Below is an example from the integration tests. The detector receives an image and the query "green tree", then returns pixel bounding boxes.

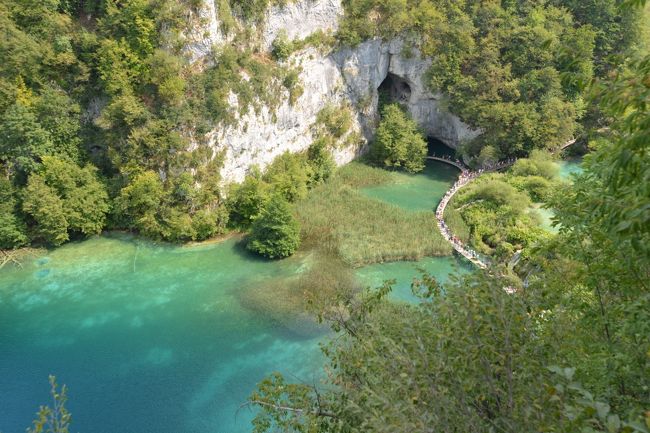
[510,150,559,180]
[227,169,271,227]
[22,174,69,246]
[306,138,336,185]
[372,103,427,173]
[0,102,53,176]
[534,55,650,409]
[114,171,166,238]
[247,195,300,259]
[0,177,28,248]
[32,85,82,162]
[264,152,312,202]
[39,157,109,236]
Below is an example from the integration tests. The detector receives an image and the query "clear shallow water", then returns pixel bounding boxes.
[0,161,464,433]
[528,159,583,233]
[0,236,325,433]
[360,161,458,212]
[356,256,471,302]
[558,157,583,179]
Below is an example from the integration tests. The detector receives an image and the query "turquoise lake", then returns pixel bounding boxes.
[0,157,580,432]
[0,161,464,433]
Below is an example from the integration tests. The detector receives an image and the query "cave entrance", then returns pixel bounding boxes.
[427,136,455,158]
[378,73,412,106]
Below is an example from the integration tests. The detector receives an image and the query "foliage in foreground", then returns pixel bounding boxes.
[249,53,650,433]
[27,375,70,433]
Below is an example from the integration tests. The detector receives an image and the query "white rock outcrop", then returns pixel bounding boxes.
[262,0,343,51]
[182,1,227,63]
[189,0,479,182]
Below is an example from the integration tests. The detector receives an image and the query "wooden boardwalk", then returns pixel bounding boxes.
[429,136,576,269]
[426,156,467,171]
[428,156,489,268]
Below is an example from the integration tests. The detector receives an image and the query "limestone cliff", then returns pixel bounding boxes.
[185,0,478,182]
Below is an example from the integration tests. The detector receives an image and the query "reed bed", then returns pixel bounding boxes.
[296,164,451,267]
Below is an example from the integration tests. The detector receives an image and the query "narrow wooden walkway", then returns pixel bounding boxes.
[426,156,467,171]
[435,172,489,268]
[431,157,516,269]
[430,135,576,269]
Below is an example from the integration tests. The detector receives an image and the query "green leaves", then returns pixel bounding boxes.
[27,375,71,433]
[372,104,427,173]
[247,195,301,259]
[20,157,109,245]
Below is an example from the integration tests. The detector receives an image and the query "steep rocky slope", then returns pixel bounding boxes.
[184,0,477,182]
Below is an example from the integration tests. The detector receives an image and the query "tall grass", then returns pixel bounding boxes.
[296,163,451,266]
[243,161,452,326]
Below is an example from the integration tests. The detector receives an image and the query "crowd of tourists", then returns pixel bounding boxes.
[431,155,519,268]
[435,173,487,266]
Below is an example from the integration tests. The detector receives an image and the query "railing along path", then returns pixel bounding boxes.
[429,137,576,270]
[429,156,515,268]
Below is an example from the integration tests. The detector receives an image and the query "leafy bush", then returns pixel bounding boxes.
[372,104,427,173]
[264,152,313,202]
[510,150,560,180]
[271,30,293,61]
[21,157,109,246]
[227,169,271,227]
[247,195,300,259]
[0,178,28,249]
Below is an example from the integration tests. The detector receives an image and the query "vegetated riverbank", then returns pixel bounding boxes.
[239,159,459,327]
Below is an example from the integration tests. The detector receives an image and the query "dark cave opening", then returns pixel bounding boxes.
[378,73,412,105]
[427,136,455,158]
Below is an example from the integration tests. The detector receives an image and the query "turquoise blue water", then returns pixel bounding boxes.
[356,256,471,302]
[0,161,464,433]
[529,159,583,232]
[360,161,458,212]
[558,157,583,179]
[0,236,325,433]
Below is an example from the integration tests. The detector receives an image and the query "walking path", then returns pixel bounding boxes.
[429,155,516,269]
[430,134,577,269]
[428,135,578,284]
[426,156,466,171]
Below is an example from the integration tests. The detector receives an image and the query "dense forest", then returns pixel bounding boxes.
[1,0,644,250]
[2,0,648,431]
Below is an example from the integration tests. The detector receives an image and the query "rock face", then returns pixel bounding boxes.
[182,1,227,63]
[189,0,478,182]
[262,0,343,51]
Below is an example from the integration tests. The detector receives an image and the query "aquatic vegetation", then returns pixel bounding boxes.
[296,163,452,266]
